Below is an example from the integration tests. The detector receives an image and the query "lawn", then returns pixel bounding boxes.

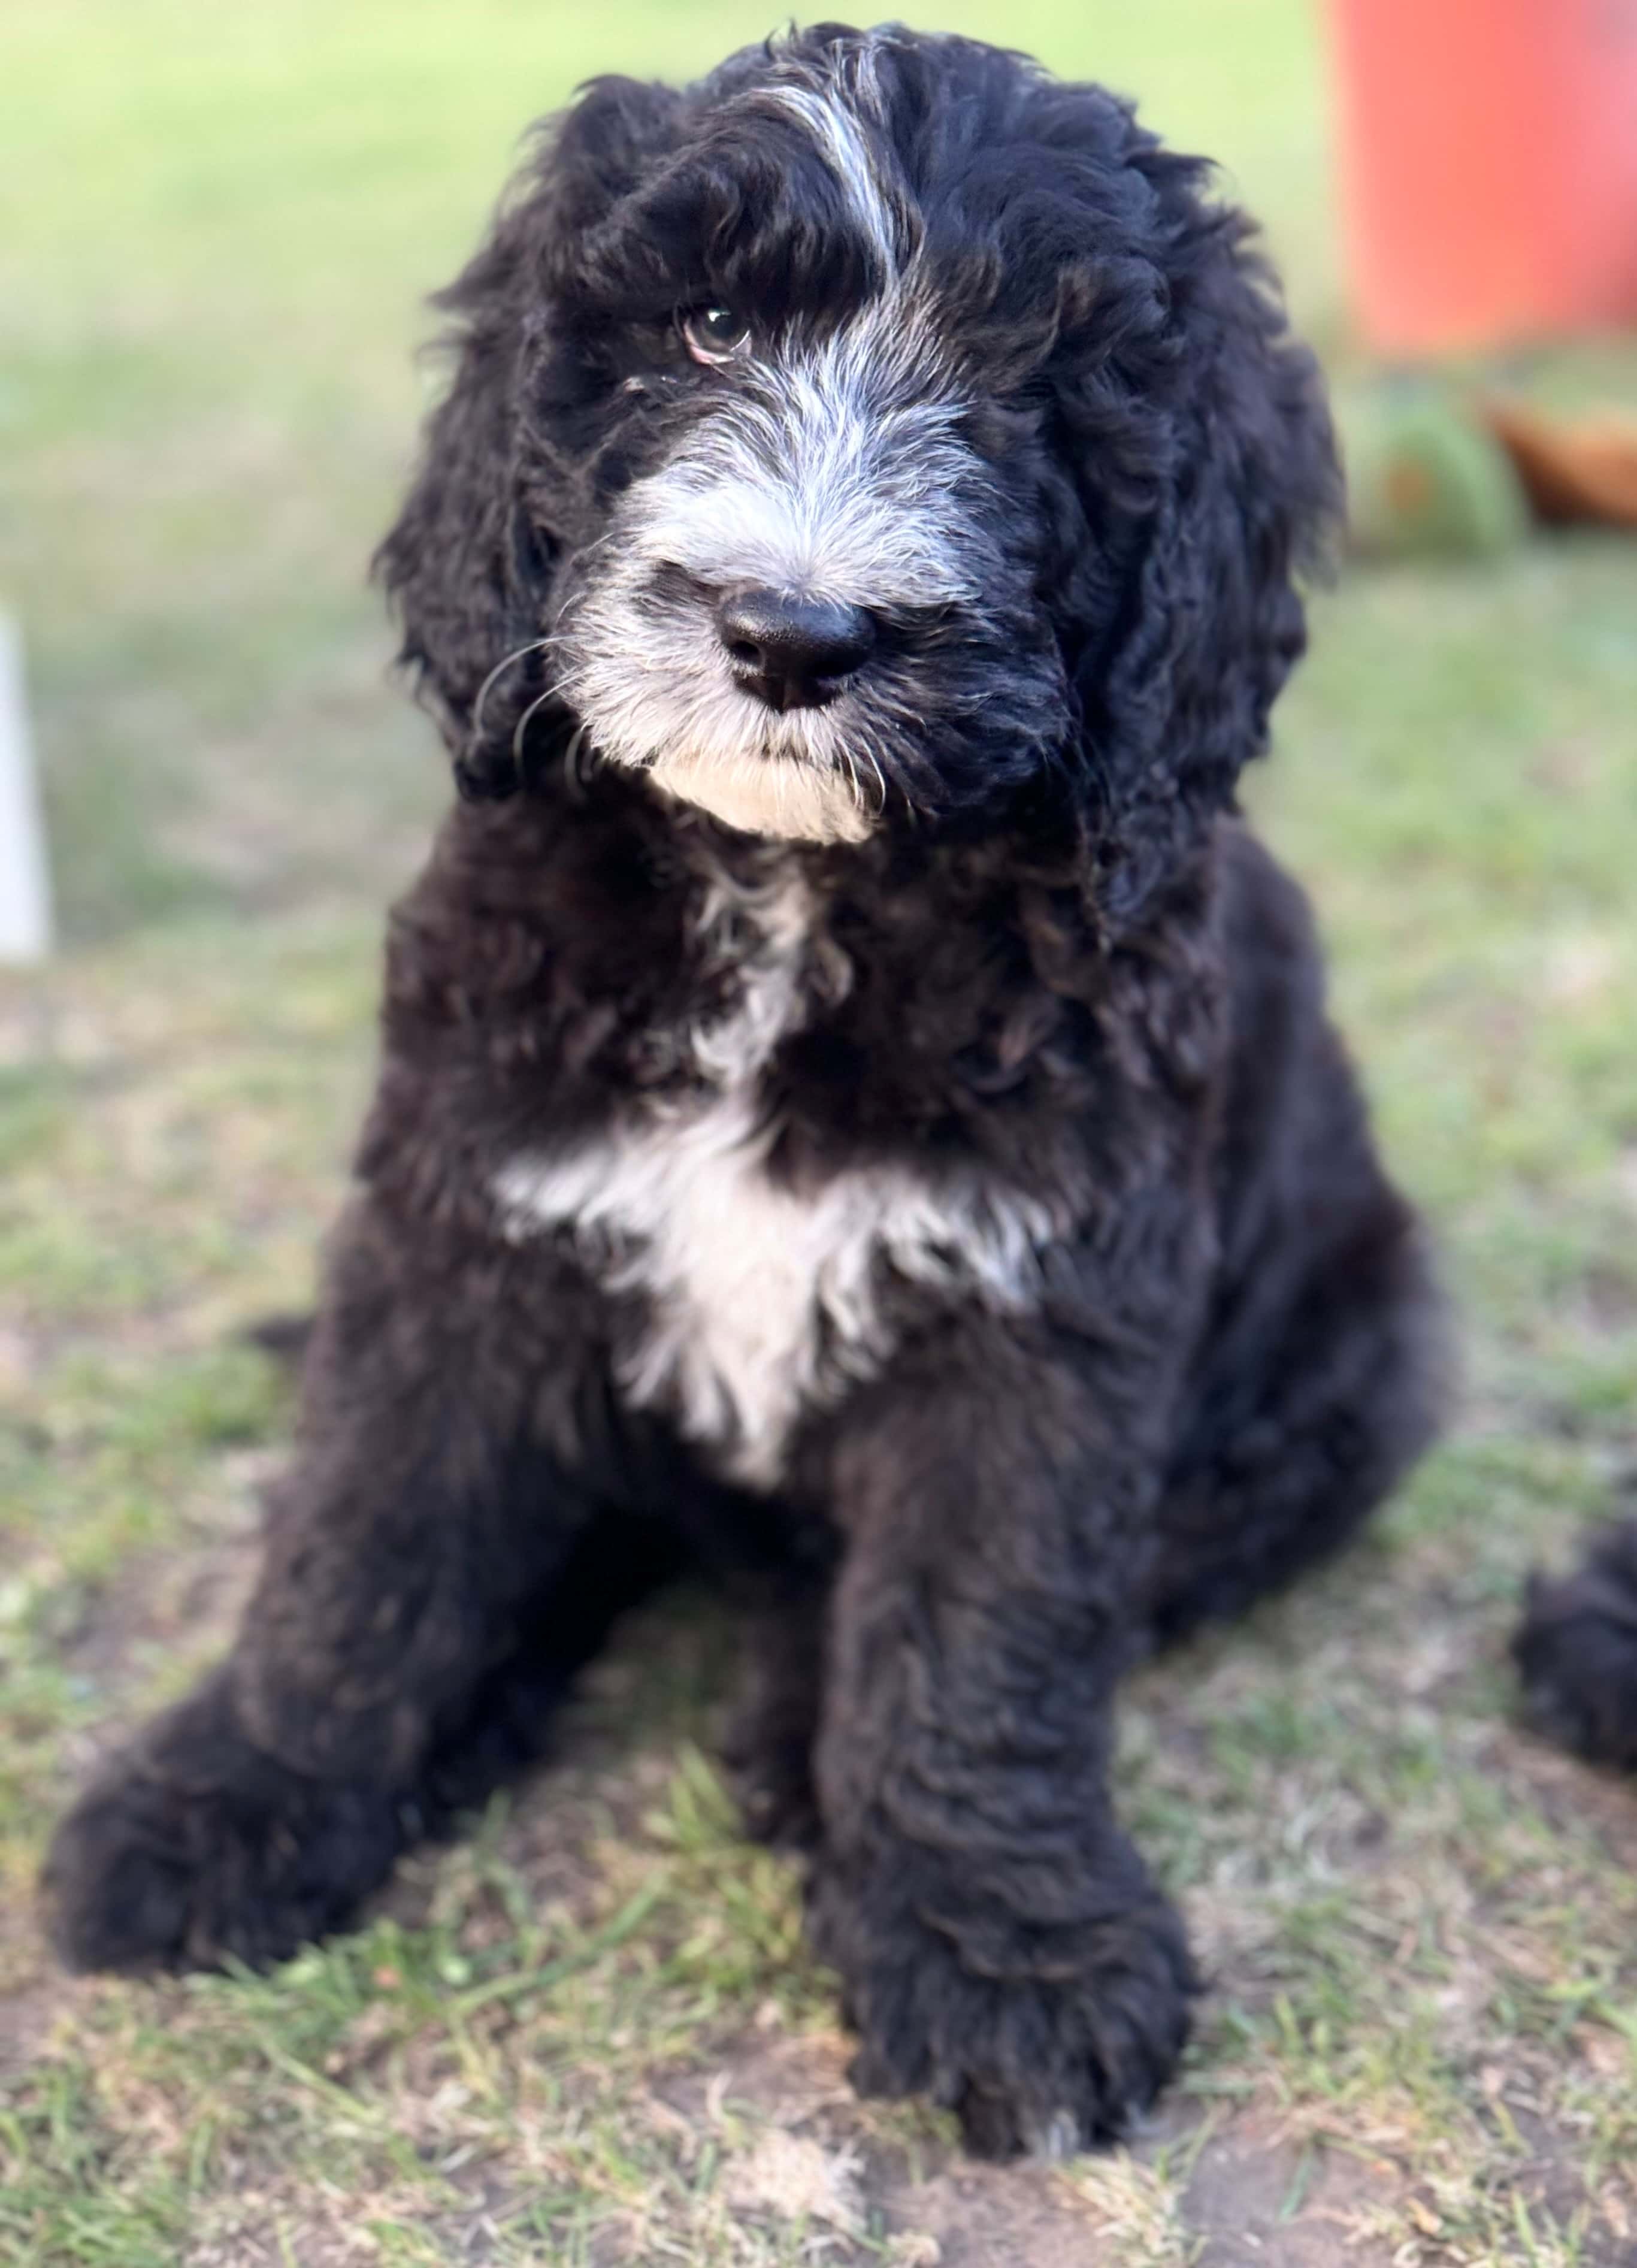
[2,2,1636,2261]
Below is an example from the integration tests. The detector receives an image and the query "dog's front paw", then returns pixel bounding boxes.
[1515,1519,1637,1768]
[808,1852,1196,2159]
[42,1671,406,1974]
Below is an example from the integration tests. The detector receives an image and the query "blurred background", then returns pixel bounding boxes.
[2,6,1637,2262]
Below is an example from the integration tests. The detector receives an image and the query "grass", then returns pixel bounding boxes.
[2,1,1636,2260]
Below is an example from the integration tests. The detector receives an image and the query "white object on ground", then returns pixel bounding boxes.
[0,612,52,962]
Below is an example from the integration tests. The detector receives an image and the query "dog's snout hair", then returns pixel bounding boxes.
[609,318,981,615]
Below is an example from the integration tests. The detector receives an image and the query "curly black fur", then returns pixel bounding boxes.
[43,24,1445,2157]
[1514,1517,1637,1770]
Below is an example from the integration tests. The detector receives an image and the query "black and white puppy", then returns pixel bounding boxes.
[44,23,1446,2157]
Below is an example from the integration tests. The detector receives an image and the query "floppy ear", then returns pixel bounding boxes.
[1058,136,1342,918]
[374,77,684,799]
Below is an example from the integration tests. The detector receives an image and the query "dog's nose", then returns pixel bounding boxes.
[716,586,876,712]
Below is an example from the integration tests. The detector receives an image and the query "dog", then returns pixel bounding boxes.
[43,23,1446,2157]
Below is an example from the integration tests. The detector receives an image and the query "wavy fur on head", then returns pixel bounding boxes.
[44,26,1441,2159]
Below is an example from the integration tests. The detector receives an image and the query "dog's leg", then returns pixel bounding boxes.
[1149,1187,1442,1646]
[806,1338,1196,2160]
[42,1198,624,1974]
[721,1580,829,1853]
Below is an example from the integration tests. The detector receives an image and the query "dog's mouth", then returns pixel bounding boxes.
[641,741,879,845]
[558,558,892,844]
[556,514,1066,846]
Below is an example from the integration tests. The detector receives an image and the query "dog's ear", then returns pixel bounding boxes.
[374,77,684,799]
[1052,129,1342,917]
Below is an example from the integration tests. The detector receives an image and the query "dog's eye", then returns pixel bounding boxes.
[680,305,753,367]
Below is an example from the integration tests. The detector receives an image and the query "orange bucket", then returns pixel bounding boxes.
[1328,0,1637,356]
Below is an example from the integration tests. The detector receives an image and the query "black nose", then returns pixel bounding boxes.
[716,586,876,712]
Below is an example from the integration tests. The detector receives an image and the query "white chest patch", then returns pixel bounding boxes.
[494,869,1058,1488]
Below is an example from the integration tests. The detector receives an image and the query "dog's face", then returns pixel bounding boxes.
[380,26,1339,908]
[556,268,1055,846]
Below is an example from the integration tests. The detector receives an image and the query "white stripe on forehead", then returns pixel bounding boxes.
[763,82,897,276]
[625,346,982,612]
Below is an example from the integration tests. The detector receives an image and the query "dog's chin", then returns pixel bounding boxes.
[640,746,875,845]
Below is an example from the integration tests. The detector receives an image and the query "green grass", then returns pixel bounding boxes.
[3,2,1637,2261]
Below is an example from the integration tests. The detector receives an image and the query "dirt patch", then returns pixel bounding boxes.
[652,2026,1423,2267]
[890,2165,1135,2267]
[1181,2115,1401,2266]
[659,2028,1134,2266]
[0,1979,61,2081]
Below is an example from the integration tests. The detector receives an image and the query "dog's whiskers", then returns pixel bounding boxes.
[562,721,602,799]
[856,736,889,818]
[470,638,556,745]
[510,679,573,767]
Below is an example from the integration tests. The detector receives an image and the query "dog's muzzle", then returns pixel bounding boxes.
[552,320,1067,841]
